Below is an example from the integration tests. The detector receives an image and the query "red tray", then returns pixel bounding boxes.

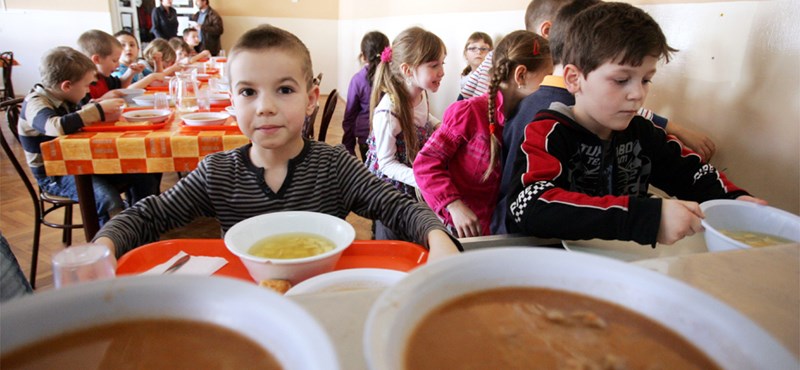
[116,239,428,283]
[82,107,174,132]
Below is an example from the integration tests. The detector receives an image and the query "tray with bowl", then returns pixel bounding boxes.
[700,199,800,251]
[179,111,239,131]
[81,107,173,132]
[0,275,338,370]
[132,94,173,107]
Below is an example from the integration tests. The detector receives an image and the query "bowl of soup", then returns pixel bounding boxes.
[224,211,355,284]
[364,248,795,370]
[121,109,172,123]
[0,275,339,369]
[700,199,800,252]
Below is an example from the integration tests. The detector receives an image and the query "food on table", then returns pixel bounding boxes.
[248,232,335,259]
[260,279,293,294]
[719,229,793,247]
[2,319,283,369]
[406,287,720,370]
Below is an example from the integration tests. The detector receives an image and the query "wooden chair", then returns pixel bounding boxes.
[0,98,83,288]
[301,73,324,140]
[1,51,15,101]
[317,89,338,142]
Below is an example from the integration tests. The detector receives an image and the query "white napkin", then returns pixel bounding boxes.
[142,251,228,276]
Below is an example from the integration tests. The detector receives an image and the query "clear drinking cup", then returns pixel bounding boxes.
[197,87,211,111]
[153,92,170,110]
[52,244,116,289]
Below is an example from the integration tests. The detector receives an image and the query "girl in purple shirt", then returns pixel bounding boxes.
[341,31,389,161]
[414,31,553,237]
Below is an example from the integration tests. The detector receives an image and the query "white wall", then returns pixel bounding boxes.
[0,9,113,95]
[336,1,800,214]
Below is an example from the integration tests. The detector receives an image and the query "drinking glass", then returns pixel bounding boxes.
[153,92,169,111]
[197,87,211,111]
[52,244,116,289]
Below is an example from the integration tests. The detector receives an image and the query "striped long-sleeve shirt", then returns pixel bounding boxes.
[18,85,104,178]
[94,140,453,257]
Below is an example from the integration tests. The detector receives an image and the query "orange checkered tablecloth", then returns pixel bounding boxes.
[41,120,250,176]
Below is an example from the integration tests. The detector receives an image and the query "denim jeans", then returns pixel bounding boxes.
[0,233,32,301]
[37,173,162,226]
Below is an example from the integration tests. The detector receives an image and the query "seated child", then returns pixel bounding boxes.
[17,47,156,225]
[169,37,212,65]
[76,29,161,101]
[507,2,765,245]
[92,25,461,262]
[182,27,201,53]
[415,31,552,238]
[142,38,183,76]
[112,30,151,83]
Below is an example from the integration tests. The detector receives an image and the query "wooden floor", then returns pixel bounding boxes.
[0,93,372,291]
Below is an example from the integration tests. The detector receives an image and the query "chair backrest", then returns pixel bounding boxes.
[1,51,15,101]
[302,104,320,140]
[0,98,41,217]
[317,89,338,143]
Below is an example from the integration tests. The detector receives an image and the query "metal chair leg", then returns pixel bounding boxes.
[63,204,73,246]
[30,220,42,290]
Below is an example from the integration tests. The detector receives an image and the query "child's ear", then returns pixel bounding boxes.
[538,21,553,39]
[399,63,413,78]
[512,65,528,87]
[90,54,102,64]
[563,64,583,94]
[60,80,72,92]
[306,84,320,116]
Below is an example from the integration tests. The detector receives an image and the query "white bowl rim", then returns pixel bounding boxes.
[363,247,796,370]
[700,199,800,249]
[117,88,146,95]
[224,211,355,265]
[182,111,230,121]
[0,275,340,370]
[285,268,406,296]
[122,109,171,120]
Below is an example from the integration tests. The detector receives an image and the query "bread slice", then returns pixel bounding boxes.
[259,279,292,294]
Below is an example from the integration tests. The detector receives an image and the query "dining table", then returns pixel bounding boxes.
[115,235,798,369]
[39,82,247,241]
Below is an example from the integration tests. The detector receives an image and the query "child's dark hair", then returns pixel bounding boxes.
[40,46,97,88]
[114,30,139,47]
[370,27,446,163]
[228,25,314,90]
[461,31,493,76]
[549,0,600,66]
[360,31,390,87]
[182,28,198,37]
[485,31,551,180]
[524,0,570,32]
[77,29,122,58]
[562,2,677,76]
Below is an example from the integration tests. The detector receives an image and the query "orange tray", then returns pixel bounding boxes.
[145,84,170,92]
[178,109,240,131]
[116,239,428,283]
[82,107,174,132]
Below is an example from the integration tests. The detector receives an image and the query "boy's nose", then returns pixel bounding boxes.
[257,96,277,115]
[628,83,646,100]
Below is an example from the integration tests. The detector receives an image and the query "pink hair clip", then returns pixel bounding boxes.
[532,39,540,56]
[380,46,393,63]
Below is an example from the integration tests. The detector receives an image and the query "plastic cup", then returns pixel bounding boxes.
[52,244,116,289]
[197,87,211,111]
[153,92,169,110]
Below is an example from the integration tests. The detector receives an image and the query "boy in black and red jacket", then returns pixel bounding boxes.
[507,2,765,246]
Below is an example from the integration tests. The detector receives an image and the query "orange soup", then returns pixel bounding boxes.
[2,319,283,369]
[406,287,720,370]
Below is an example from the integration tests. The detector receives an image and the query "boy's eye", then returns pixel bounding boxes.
[615,78,629,84]
[238,88,256,97]
[278,86,295,94]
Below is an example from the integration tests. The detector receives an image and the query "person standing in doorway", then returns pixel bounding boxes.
[191,0,224,56]
[151,0,179,39]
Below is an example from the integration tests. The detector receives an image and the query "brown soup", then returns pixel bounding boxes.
[2,318,283,369]
[406,287,721,370]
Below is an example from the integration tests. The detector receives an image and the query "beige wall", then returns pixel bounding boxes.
[4,0,109,12]
[213,0,338,19]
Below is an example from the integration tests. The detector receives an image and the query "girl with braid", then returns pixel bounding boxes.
[364,27,447,240]
[414,31,552,238]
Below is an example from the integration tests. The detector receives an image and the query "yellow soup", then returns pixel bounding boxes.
[719,229,793,247]
[248,232,336,259]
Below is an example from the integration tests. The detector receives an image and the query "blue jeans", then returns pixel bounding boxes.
[37,173,162,225]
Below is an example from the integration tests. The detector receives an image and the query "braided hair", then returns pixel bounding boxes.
[484,30,551,181]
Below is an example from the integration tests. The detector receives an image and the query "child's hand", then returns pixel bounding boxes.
[446,200,481,238]
[128,62,145,74]
[199,50,211,59]
[426,229,461,263]
[98,89,125,100]
[736,195,768,205]
[98,99,124,120]
[657,199,705,245]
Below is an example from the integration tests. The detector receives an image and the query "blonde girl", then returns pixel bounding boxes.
[460,32,493,89]
[413,31,553,238]
[364,26,446,239]
[143,38,182,75]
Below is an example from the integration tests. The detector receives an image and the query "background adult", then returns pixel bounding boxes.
[151,0,179,40]
[190,0,224,56]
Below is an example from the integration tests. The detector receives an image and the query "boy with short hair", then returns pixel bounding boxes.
[507,2,764,245]
[182,27,201,51]
[18,47,129,224]
[92,25,461,261]
[76,29,161,101]
[112,30,151,83]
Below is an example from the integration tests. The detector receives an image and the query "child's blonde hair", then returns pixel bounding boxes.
[168,37,193,59]
[227,25,314,90]
[370,27,446,163]
[485,31,551,181]
[461,31,493,76]
[77,29,121,58]
[143,38,177,68]
[39,47,97,88]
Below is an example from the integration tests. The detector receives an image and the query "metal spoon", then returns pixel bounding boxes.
[163,255,191,274]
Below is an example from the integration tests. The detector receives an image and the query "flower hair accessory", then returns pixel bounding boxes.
[380,46,393,63]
